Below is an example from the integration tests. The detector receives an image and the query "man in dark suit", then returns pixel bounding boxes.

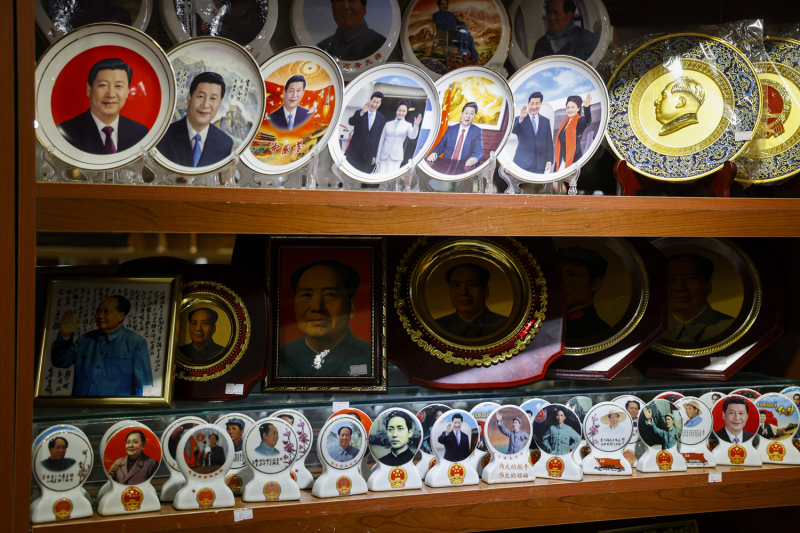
[433,0,479,63]
[559,245,611,340]
[345,91,386,173]
[178,307,226,361]
[57,57,149,155]
[156,72,234,168]
[512,91,553,174]
[204,433,226,466]
[438,413,471,462]
[426,102,483,169]
[717,396,754,444]
[268,74,312,131]
[435,263,508,338]
[532,0,600,62]
[317,0,386,61]
[758,411,776,440]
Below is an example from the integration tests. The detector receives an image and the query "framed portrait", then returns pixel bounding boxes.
[180,425,231,475]
[532,404,582,456]
[506,0,610,70]
[399,0,511,80]
[34,275,181,407]
[498,56,609,184]
[161,0,279,63]
[264,237,387,392]
[290,0,401,81]
[675,397,712,447]
[36,0,153,43]
[241,46,345,177]
[327,63,442,184]
[162,417,205,472]
[754,393,800,444]
[152,37,266,176]
[34,23,176,171]
[419,67,514,181]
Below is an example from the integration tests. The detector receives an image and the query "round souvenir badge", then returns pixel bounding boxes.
[507,0,610,71]
[699,391,727,408]
[532,404,582,456]
[244,418,298,475]
[731,388,760,399]
[319,414,367,470]
[583,402,632,452]
[161,0,278,63]
[652,237,761,357]
[737,38,800,183]
[485,406,532,457]
[272,409,314,463]
[781,386,800,408]
[431,410,479,462]
[161,416,206,472]
[240,46,344,177]
[712,394,759,446]
[327,63,442,184]
[213,413,256,469]
[605,33,762,182]
[419,66,514,182]
[291,0,401,81]
[676,397,713,446]
[369,408,423,467]
[554,237,648,353]
[470,402,501,455]
[399,0,511,80]
[178,424,233,479]
[637,398,682,450]
[34,23,176,171]
[612,395,644,443]
[153,36,266,176]
[103,425,162,486]
[656,391,685,402]
[33,429,93,492]
[417,404,452,456]
[36,0,153,43]
[754,393,800,442]
[499,56,608,184]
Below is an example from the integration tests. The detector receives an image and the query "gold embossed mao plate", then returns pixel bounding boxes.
[606,33,762,181]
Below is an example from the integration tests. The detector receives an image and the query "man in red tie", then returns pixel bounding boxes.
[426,102,484,171]
[56,58,149,156]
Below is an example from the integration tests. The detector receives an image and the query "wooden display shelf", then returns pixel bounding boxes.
[33,464,800,533]
[36,182,800,237]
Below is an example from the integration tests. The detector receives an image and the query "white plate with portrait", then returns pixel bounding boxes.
[328,63,441,184]
[532,404,582,456]
[291,0,401,81]
[319,415,367,470]
[244,418,297,475]
[676,397,712,446]
[583,402,632,452]
[498,56,607,184]
[33,429,93,492]
[507,0,610,71]
[612,395,644,444]
[214,413,256,470]
[430,410,479,463]
[241,46,345,177]
[153,36,266,176]
[161,0,278,63]
[36,0,153,43]
[368,408,423,467]
[35,23,176,171]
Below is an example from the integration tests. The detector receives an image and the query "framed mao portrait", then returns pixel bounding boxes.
[34,275,182,407]
[264,237,387,392]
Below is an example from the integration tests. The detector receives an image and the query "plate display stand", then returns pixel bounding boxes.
[614,160,736,198]
[368,460,422,492]
[242,467,300,502]
[173,425,236,510]
[312,463,367,499]
[581,446,632,476]
[482,449,534,484]
[415,451,437,480]
[679,441,716,468]
[533,451,582,482]
[637,447,687,473]
[757,434,800,465]
[713,439,762,467]
[30,484,93,524]
[97,482,160,516]
[426,457,479,488]
[498,162,582,196]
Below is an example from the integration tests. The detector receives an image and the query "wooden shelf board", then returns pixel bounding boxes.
[36,183,800,237]
[32,464,800,533]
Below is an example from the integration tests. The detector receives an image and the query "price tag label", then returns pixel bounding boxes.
[225,383,244,395]
[333,401,349,412]
[708,472,722,483]
[142,386,161,397]
[233,508,253,521]
[735,131,753,142]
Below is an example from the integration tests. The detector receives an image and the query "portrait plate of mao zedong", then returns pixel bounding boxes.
[651,238,760,357]
[266,237,387,392]
[291,0,401,80]
[368,408,423,467]
[36,0,153,44]
[243,417,297,475]
[33,429,93,492]
[320,416,367,469]
[34,23,176,171]
[175,299,234,366]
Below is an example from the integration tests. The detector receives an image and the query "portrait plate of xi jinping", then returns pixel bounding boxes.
[266,237,387,392]
[34,23,176,171]
[34,275,182,407]
[651,238,761,357]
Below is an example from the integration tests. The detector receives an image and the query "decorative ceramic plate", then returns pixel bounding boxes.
[583,401,632,452]
[243,418,297,474]
[36,0,153,43]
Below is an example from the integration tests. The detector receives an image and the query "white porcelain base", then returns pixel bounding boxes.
[291,460,314,490]
[758,438,800,464]
[713,439,762,466]
[97,482,160,516]
[533,451,582,481]
[415,451,437,480]
[636,446,687,473]
[242,469,300,502]
[368,460,422,492]
[425,458,479,487]
[581,449,632,476]
[159,469,185,502]
[679,441,716,467]
[312,464,367,499]
[30,487,93,524]
[482,449,534,484]
[571,439,591,464]
[174,476,235,510]
[224,466,253,496]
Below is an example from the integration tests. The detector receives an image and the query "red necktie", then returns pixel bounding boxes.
[452,129,466,160]
[102,126,116,154]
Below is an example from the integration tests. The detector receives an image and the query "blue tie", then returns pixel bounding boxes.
[533,115,538,135]
[192,133,202,167]
[288,113,294,130]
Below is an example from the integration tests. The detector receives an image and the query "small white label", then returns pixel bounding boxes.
[333,401,349,412]
[350,364,368,376]
[233,508,253,521]
[708,472,722,483]
[142,386,160,397]
[225,383,244,395]
[710,356,727,366]
[735,131,753,142]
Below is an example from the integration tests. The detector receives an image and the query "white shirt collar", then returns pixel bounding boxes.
[90,111,120,149]
[459,123,471,135]
[283,106,299,123]
[187,120,209,152]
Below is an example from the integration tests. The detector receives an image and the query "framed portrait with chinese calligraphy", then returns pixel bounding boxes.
[34,275,181,407]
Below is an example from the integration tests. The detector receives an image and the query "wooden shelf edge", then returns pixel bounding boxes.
[32,464,800,533]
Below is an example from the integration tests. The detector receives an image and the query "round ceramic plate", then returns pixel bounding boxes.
[244,418,297,474]
[532,404,582,456]
[484,405,532,456]
[584,401,632,452]
[161,416,205,472]
[35,23,176,171]
[605,33,762,182]
[737,38,800,183]
[36,0,153,43]
[676,397,713,446]
[656,391,685,402]
[730,388,760,399]
[612,395,644,443]
[711,395,759,446]
[176,423,233,479]
[214,413,256,470]
[328,63,441,183]
[290,0,401,81]
[153,36,266,176]
[754,393,800,441]
[520,398,550,428]
[102,424,162,486]
[638,398,682,449]
[418,66,513,181]
[499,56,608,184]
[33,428,93,492]
[566,395,594,428]
[241,46,344,177]
[272,409,314,463]
[417,404,452,456]
[470,401,501,455]
[430,410,479,462]
[781,386,800,407]
[161,0,278,63]
[368,408,423,467]
[319,414,367,470]
[507,0,610,70]
[399,0,511,80]
[699,391,727,409]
